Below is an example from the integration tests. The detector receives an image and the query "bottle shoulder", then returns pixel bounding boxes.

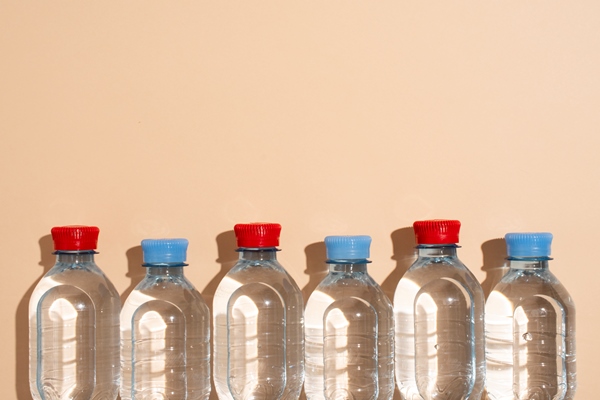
[227,258,289,274]
[33,262,118,297]
[218,259,300,291]
[498,267,563,285]
[121,284,209,322]
[305,277,393,335]
[128,273,204,301]
[134,273,198,291]
[46,260,109,278]
[30,263,120,317]
[317,271,386,293]
[212,259,303,314]
[489,269,575,308]
[400,257,482,292]
[394,257,484,312]
[307,272,392,313]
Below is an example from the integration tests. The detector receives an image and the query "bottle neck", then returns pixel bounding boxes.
[55,251,96,264]
[238,248,279,261]
[144,264,186,277]
[508,258,550,270]
[327,261,369,273]
[417,245,458,258]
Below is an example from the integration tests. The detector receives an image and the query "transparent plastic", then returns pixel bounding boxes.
[394,246,485,400]
[120,265,211,400]
[29,251,120,400]
[212,248,304,400]
[485,258,576,400]
[305,262,395,400]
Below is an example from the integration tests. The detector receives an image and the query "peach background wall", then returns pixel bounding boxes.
[2,1,599,398]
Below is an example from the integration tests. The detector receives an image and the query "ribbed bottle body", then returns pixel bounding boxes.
[394,249,485,400]
[120,268,211,400]
[212,252,304,400]
[29,254,120,400]
[305,264,395,400]
[485,264,576,400]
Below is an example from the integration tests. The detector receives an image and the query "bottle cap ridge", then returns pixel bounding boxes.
[51,225,99,251]
[325,235,371,260]
[505,232,552,258]
[234,223,281,248]
[413,220,461,245]
[141,238,188,264]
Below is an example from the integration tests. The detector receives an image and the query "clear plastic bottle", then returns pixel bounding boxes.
[305,235,395,400]
[29,225,120,400]
[120,238,211,400]
[485,233,576,400]
[394,220,485,400]
[212,223,304,400]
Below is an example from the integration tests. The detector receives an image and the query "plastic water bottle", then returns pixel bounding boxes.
[394,220,485,400]
[485,233,576,400]
[305,235,395,400]
[212,223,304,400]
[29,225,120,400]
[120,238,211,400]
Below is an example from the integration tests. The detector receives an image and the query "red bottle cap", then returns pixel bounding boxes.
[234,223,281,248]
[413,220,461,245]
[51,225,99,251]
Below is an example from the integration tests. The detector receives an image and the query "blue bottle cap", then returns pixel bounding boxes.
[325,235,371,260]
[141,238,189,264]
[505,233,552,258]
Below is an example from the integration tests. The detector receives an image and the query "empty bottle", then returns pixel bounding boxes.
[29,225,120,400]
[120,238,211,400]
[485,233,576,400]
[394,220,485,400]
[305,235,395,400]
[212,223,304,400]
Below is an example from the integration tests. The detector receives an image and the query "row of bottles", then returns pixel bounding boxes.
[29,221,576,400]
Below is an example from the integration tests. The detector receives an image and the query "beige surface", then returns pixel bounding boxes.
[2,1,599,398]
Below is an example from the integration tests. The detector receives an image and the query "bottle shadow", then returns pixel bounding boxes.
[120,245,145,304]
[479,238,508,299]
[202,230,238,313]
[15,234,55,400]
[381,227,418,302]
[380,227,417,400]
[300,241,328,400]
[301,241,327,303]
[479,238,508,400]
[201,230,238,400]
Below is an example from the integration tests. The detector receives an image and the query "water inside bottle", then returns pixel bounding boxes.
[30,265,120,400]
[121,283,210,400]
[323,297,379,400]
[395,272,484,400]
[36,285,95,399]
[213,265,304,400]
[486,289,569,400]
[305,282,394,400]
[227,282,286,400]
[414,277,475,399]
